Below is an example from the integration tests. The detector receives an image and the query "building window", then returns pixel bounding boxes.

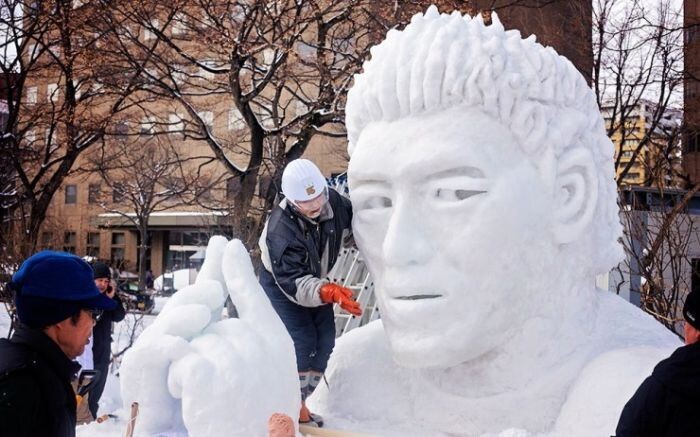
[112,232,126,245]
[294,100,307,117]
[45,128,54,147]
[140,116,156,136]
[25,130,36,144]
[171,13,187,36]
[86,232,100,257]
[144,19,159,40]
[41,231,54,249]
[296,41,315,61]
[228,108,244,130]
[47,83,59,103]
[199,59,217,80]
[48,44,61,59]
[263,48,275,65]
[112,182,125,203]
[197,111,214,130]
[88,183,101,203]
[172,64,186,86]
[111,231,126,265]
[26,43,36,61]
[115,121,129,142]
[168,113,183,134]
[63,231,76,253]
[26,86,37,105]
[65,184,77,204]
[111,247,125,264]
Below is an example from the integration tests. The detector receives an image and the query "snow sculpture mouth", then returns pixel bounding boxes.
[394,294,443,300]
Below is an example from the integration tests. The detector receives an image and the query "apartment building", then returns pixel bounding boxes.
[604,101,682,188]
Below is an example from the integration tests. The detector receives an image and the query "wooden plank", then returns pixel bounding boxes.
[299,424,375,437]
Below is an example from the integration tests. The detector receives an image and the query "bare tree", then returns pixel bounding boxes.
[620,189,700,332]
[591,0,698,331]
[88,135,217,289]
[593,0,684,186]
[99,0,491,249]
[0,0,149,262]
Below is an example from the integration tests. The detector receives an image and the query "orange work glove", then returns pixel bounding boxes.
[319,283,362,317]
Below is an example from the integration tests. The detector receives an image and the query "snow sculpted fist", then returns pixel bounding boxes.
[120,237,300,436]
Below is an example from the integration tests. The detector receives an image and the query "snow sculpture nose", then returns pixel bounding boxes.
[381,198,431,267]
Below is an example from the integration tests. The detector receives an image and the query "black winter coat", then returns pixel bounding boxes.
[616,341,700,436]
[0,326,81,437]
[92,293,125,366]
[260,189,352,303]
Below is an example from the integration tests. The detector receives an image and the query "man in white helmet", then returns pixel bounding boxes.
[259,158,361,427]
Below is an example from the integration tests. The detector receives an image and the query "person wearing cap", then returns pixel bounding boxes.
[86,261,125,419]
[259,158,361,427]
[0,251,116,437]
[615,290,700,436]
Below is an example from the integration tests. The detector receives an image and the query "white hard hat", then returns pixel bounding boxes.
[281,159,327,202]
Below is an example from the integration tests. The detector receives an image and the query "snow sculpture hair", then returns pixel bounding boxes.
[346,6,622,274]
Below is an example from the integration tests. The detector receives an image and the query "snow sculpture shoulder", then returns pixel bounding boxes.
[311,6,680,436]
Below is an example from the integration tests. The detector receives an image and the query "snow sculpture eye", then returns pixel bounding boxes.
[357,195,392,211]
[434,188,487,202]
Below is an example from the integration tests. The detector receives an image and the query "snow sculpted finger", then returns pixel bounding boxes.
[222,239,293,353]
[195,235,228,289]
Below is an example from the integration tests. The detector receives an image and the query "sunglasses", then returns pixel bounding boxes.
[88,309,104,322]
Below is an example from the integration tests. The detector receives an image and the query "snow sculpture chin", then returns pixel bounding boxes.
[311,6,680,436]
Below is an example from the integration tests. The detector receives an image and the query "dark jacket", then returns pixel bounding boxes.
[260,188,352,306]
[0,326,81,437]
[616,341,700,437]
[92,292,126,366]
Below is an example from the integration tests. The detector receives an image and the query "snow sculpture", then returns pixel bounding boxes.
[310,6,680,436]
[119,237,299,437]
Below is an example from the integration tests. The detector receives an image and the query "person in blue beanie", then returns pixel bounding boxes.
[0,251,117,437]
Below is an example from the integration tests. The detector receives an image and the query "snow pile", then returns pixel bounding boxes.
[119,237,299,437]
[153,268,193,292]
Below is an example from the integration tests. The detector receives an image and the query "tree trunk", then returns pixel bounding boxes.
[137,224,148,290]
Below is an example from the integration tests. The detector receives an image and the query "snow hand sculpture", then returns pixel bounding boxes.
[120,237,299,437]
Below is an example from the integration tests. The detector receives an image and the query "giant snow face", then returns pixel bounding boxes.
[348,106,560,368]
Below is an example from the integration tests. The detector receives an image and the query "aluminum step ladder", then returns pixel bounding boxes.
[327,248,380,337]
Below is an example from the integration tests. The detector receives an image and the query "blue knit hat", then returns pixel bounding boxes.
[12,251,117,328]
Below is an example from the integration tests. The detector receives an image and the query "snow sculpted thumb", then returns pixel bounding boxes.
[120,237,300,437]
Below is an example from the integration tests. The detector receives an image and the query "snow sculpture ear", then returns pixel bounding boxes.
[552,147,597,244]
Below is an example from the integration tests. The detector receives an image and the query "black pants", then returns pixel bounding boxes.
[269,298,336,372]
[88,360,109,418]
